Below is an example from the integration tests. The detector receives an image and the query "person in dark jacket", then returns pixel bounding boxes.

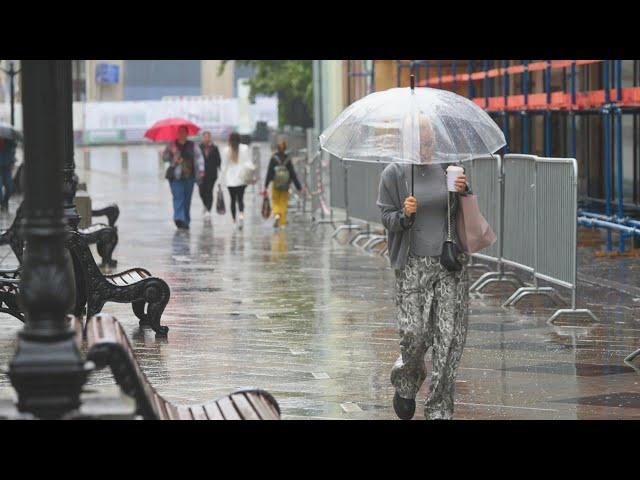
[198,131,221,216]
[262,137,304,228]
[0,138,16,213]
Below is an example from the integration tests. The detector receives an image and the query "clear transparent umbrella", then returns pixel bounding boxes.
[319,76,506,166]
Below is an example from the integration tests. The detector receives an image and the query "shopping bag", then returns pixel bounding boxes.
[240,161,257,185]
[262,196,272,219]
[456,194,496,254]
[216,185,226,215]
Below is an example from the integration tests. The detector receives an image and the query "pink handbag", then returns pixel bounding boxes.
[456,194,497,254]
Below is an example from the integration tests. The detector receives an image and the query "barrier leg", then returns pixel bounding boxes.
[624,348,640,373]
[502,286,564,307]
[470,271,524,293]
[363,235,386,251]
[471,274,524,294]
[332,224,362,239]
[350,230,371,246]
[625,348,640,363]
[547,308,599,326]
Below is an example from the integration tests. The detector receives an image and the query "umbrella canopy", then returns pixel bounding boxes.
[0,123,22,143]
[319,81,506,165]
[144,118,200,142]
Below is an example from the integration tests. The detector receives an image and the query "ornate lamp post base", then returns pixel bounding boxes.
[8,336,91,419]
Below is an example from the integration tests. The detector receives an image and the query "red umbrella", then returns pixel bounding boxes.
[144,117,201,142]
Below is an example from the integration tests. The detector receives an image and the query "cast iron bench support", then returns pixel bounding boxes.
[66,232,170,336]
[0,268,22,322]
[78,223,119,268]
[91,204,120,227]
[1,203,118,268]
[86,314,281,420]
[0,204,25,263]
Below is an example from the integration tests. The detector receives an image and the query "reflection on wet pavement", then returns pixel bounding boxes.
[0,144,638,419]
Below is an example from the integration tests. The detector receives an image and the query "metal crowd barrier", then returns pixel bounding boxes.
[329,158,369,239]
[470,153,597,325]
[308,151,335,230]
[466,155,523,291]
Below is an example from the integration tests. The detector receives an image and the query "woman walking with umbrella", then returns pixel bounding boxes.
[378,116,471,420]
[150,120,204,230]
[320,76,504,420]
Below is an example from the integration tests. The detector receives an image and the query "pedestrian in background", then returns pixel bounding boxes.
[0,138,16,213]
[198,130,221,217]
[262,136,303,229]
[221,132,252,230]
[377,118,471,421]
[163,125,204,230]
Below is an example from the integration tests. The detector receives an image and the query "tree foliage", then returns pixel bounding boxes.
[218,60,313,129]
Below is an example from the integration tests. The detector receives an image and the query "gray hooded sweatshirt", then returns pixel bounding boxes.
[377,162,468,271]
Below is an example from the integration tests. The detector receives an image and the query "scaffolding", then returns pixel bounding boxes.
[395,60,640,253]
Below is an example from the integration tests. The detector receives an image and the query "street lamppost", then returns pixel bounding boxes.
[7,60,89,419]
[0,61,21,127]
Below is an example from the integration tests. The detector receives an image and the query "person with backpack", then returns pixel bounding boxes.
[262,137,303,229]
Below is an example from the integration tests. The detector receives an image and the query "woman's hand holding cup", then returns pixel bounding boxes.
[454,174,467,193]
[404,196,417,216]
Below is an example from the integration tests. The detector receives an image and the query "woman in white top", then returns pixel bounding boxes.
[221,132,252,230]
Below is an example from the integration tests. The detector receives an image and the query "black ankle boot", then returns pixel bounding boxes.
[393,392,416,420]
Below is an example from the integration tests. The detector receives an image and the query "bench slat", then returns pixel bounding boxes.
[215,396,242,420]
[127,271,143,283]
[203,403,225,420]
[189,406,209,420]
[166,402,180,420]
[111,275,129,286]
[176,406,193,420]
[245,393,279,419]
[230,393,261,420]
[153,394,169,420]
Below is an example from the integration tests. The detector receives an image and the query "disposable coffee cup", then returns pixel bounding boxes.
[446,165,464,192]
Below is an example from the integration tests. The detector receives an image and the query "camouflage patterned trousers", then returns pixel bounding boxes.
[391,254,470,420]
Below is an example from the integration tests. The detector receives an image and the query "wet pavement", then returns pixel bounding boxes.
[0,144,639,419]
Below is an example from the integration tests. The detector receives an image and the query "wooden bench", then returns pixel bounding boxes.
[66,231,170,336]
[86,314,281,420]
[92,204,120,227]
[0,268,22,322]
[1,202,118,268]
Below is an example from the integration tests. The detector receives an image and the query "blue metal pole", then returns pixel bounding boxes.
[412,60,418,87]
[438,61,443,89]
[615,107,625,251]
[570,61,577,105]
[503,60,509,146]
[570,61,577,158]
[483,60,489,109]
[604,60,611,104]
[424,61,430,87]
[544,60,552,156]
[603,106,613,251]
[616,59,622,102]
[468,61,474,98]
[452,61,457,92]
[522,60,529,154]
